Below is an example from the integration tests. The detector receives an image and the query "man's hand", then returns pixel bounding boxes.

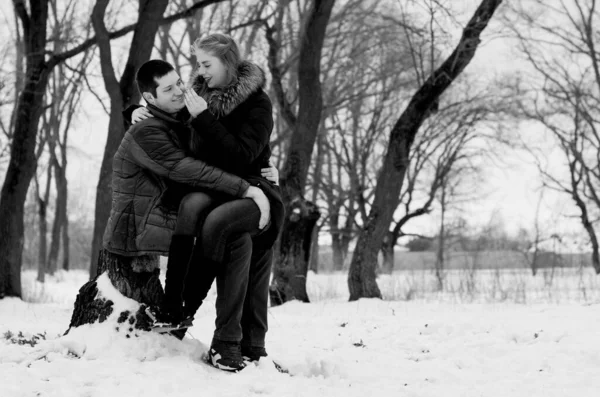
[132,107,153,124]
[242,186,270,229]
[261,160,279,185]
[184,90,208,118]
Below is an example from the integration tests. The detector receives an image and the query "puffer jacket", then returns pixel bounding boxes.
[103,106,250,256]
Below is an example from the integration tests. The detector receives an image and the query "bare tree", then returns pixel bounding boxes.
[348,0,504,300]
[313,2,416,272]
[269,0,336,305]
[506,0,600,274]
[0,0,53,298]
[47,1,95,274]
[33,131,51,283]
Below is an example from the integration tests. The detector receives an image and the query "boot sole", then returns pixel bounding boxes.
[150,317,194,334]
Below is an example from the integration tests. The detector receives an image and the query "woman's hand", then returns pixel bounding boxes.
[242,186,271,229]
[261,160,279,185]
[132,107,153,124]
[184,89,208,118]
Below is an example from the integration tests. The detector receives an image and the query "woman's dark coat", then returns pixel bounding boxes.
[187,61,285,250]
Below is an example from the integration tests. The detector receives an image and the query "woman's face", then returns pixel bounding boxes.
[195,49,230,88]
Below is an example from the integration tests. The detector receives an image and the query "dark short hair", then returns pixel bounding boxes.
[136,60,175,97]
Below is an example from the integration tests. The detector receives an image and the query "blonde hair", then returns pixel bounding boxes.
[193,33,241,84]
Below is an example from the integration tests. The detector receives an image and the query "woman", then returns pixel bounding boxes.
[131,33,284,372]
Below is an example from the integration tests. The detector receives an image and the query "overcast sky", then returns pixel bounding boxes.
[0,0,588,250]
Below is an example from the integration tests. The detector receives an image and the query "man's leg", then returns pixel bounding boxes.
[207,232,252,371]
[198,199,263,371]
[181,246,218,319]
[240,247,273,360]
[182,198,262,319]
[212,233,253,343]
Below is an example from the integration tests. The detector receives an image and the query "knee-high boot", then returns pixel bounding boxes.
[182,246,219,319]
[162,235,196,322]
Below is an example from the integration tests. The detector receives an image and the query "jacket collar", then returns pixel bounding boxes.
[147,104,190,125]
[190,60,266,118]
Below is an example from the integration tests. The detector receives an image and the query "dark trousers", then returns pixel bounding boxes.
[241,247,273,348]
[199,199,272,346]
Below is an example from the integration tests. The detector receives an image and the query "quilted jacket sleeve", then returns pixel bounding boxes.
[127,124,249,198]
[189,91,273,169]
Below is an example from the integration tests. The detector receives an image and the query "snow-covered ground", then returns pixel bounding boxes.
[1,269,600,397]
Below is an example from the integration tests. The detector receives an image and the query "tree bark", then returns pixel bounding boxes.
[331,235,347,271]
[48,159,68,272]
[36,197,47,283]
[570,171,600,274]
[435,184,446,290]
[308,225,320,273]
[68,249,162,331]
[380,232,395,275]
[270,0,336,306]
[348,0,503,301]
[89,0,169,279]
[61,206,70,271]
[35,147,53,280]
[0,0,50,298]
[269,200,320,305]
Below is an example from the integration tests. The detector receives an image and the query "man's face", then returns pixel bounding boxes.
[144,70,186,114]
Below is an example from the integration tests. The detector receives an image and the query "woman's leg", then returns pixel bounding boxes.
[201,198,262,262]
[161,192,216,323]
[173,191,217,235]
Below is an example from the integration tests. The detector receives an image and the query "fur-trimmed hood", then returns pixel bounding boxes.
[190,60,266,118]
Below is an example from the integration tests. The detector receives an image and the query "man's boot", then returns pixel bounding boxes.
[182,247,220,318]
[147,235,195,330]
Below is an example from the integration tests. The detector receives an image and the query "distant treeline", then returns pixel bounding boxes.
[316,247,591,272]
[405,235,531,253]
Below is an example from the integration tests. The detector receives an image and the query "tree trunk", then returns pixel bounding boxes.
[348,0,503,301]
[48,155,66,273]
[331,235,346,271]
[308,224,320,273]
[0,0,50,298]
[380,232,395,275]
[37,197,48,282]
[62,208,70,271]
[49,162,68,271]
[435,184,446,290]
[68,249,162,332]
[308,125,325,274]
[571,182,600,274]
[269,200,320,305]
[48,184,67,273]
[89,0,170,279]
[270,0,336,306]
